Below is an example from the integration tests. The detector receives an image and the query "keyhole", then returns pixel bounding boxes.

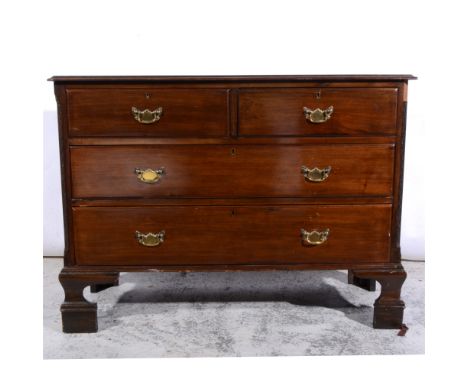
[230,148,236,156]
[145,93,151,99]
[315,90,321,99]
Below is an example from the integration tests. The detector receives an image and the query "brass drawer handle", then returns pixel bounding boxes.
[135,230,165,247]
[301,165,331,182]
[135,167,165,184]
[303,106,333,123]
[131,106,163,124]
[301,229,329,246]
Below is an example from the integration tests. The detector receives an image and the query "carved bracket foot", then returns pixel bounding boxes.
[352,266,407,329]
[59,269,119,333]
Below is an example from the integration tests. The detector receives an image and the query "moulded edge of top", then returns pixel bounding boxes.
[48,74,418,83]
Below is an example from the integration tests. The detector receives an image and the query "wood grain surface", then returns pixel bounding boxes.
[73,204,392,265]
[239,88,398,136]
[70,144,395,198]
[67,88,228,137]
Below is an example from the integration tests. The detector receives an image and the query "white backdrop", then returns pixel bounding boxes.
[42,0,425,260]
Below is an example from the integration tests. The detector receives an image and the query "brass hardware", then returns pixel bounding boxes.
[301,229,330,246]
[301,165,331,182]
[134,167,165,183]
[135,230,165,247]
[131,106,163,124]
[303,106,333,123]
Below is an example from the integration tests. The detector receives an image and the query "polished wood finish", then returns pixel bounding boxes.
[353,266,407,328]
[59,269,119,333]
[62,262,402,272]
[49,74,417,83]
[68,136,397,145]
[70,144,395,198]
[72,197,392,207]
[239,88,398,136]
[55,85,75,268]
[67,88,228,137]
[390,98,408,262]
[51,74,415,333]
[73,204,392,265]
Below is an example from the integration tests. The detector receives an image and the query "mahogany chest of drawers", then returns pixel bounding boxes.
[50,75,416,333]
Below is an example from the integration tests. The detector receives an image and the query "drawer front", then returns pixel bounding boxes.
[73,205,392,265]
[238,88,398,136]
[67,88,228,137]
[71,144,394,198]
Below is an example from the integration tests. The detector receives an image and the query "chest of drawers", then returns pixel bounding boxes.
[50,75,416,333]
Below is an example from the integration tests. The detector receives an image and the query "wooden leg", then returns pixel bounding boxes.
[59,269,119,333]
[352,266,407,329]
[348,270,376,291]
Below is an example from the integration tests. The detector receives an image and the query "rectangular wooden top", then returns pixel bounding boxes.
[48,74,417,83]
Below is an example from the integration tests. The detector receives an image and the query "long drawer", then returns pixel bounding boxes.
[73,204,392,265]
[238,88,398,136]
[70,144,394,198]
[67,88,229,137]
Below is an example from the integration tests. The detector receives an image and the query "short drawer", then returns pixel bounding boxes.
[73,204,392,265]
[67,88,228,137]
[70,144,394,198]
[238,88,398,136]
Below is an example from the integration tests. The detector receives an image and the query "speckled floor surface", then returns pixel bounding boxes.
[43,259,424,358]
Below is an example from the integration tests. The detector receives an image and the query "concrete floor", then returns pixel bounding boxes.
[43,259,424,358]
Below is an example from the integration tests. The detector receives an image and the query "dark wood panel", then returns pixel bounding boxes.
[62,262,403,272]
[72,197,392,207]
[73,204,392,265]
[239,88,398,136]
[54,84,76,266]
[58,82,411,90]
[70,144,395,198]
[68,136,397,145]
[390,83,407,262]
[67,88,228,137]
